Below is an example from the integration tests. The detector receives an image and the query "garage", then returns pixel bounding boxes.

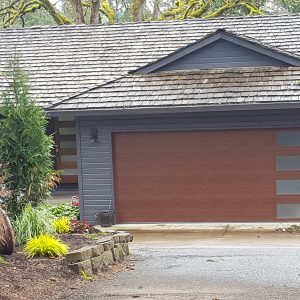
[113,129,279,223]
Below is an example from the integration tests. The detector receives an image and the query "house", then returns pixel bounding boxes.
[1,14,300,224]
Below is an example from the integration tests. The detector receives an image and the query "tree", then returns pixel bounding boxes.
[0,57,60,217]
[272,0,300,13]
[162,0,264,19]
[0,0,116,27]
[0,0,268,27]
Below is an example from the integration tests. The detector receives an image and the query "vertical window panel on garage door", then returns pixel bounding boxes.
[275,129,300,219]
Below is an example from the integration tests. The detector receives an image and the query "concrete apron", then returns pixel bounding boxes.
[95,223,300,249]
[100,222,300,233]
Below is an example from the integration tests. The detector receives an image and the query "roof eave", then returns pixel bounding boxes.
[46,101,300,117]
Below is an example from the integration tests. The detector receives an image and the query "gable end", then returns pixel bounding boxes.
[134,30,300,74]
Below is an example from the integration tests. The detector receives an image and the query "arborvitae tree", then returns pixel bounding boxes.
[0,57,60,217]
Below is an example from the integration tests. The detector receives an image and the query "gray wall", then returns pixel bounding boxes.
[76,118,114,224]
[76,109,300,224]
[156,39,288,72]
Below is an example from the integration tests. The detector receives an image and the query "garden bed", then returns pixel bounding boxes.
[0,234,134,300]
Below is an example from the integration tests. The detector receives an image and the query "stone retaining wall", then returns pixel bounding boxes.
[66,232,133,276]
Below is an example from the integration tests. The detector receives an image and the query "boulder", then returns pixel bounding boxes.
[0,208,14,255]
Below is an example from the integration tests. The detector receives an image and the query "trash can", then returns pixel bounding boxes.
[96,211,114,227]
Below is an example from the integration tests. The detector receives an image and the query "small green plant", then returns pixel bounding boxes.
[13,204,55,245]
[0,256,6,264]
[81,270,92,282]
[49,203,79,220]
[53,217,70,234]
[25,234,68,258]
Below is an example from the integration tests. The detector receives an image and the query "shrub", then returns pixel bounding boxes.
[25,234,68,258]
[49,203,79,220]
[53,217,70,234]
[70,220,91,233]
[13,204,54,245]
[0,57,60,217]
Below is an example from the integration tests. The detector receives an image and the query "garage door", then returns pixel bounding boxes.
[112,129,287,223]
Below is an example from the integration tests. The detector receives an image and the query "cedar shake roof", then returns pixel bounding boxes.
[48,67,300,111]
[0,14,300,109]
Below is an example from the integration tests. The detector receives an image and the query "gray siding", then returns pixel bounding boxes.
[76,109,300,224]
[77,121,114,223]
[156,39,288,72]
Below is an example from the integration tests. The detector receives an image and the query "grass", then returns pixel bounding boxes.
[25,234,69,258]
[13,204,55,245]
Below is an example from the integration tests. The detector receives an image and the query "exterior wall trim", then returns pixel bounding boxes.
[75,116,85,221]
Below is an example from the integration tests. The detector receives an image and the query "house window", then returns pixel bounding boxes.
[59,128,76,135]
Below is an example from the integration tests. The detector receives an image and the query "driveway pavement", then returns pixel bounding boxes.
[68,232,300,300]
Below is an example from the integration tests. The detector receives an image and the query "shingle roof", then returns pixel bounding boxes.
[0,14,300,108]
[48,66,300,111]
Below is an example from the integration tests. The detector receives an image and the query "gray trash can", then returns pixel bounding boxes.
[96,211,114,227]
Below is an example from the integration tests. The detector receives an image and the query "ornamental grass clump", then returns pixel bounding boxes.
[13,204,54,245]
[53,217,70,234]
[25,234,68,258]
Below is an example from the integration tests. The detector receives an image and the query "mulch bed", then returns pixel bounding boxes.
[0,234,134,300]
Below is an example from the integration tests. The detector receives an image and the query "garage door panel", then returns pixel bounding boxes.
[113,129,278,222]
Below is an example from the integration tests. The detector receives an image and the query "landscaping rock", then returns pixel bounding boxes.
[97,236,114,250]
[66,246,93,263]
[113,235,120,243]
[127,233,134,242]
[115,244,126,259]
[115,233,127,243]
[91,256,104,274]
[101,250,114,268]
[120,242,129,255]
[112,248,120,261]
[67,231,132,275]
[69,259,93,276]
[91,244,104,257]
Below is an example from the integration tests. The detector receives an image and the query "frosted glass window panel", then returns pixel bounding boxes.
[276,130,300,147]
[277,204,300,218]
[276,156,300,171]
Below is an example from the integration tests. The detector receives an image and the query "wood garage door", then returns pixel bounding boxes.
[113,129,279,223]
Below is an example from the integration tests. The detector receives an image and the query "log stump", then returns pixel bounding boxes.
[0,207,14,255]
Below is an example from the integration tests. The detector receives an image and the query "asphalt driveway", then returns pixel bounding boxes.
[68,231,300,300]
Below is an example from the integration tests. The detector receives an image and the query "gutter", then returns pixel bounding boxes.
[46,101,300,117]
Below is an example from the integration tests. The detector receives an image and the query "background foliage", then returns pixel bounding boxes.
[0,0,299,28]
